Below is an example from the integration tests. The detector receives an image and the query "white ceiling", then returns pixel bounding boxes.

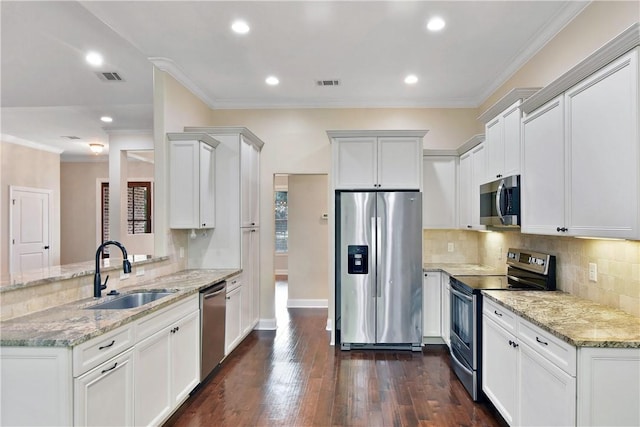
[1,0,588,159]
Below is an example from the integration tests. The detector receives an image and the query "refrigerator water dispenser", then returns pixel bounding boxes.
[347,245,368,274]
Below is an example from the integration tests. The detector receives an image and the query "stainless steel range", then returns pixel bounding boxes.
[449,248,556,401]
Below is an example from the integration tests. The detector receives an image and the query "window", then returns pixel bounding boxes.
[275,191,288,253]
[127,182,152,234]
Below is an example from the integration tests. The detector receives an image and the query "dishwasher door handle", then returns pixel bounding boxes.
[204,288,225,299]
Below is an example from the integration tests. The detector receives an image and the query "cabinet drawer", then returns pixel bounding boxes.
[226,274,243,292]
[518,317,576,376]
[483,298,517,334]
[136,294,199,342]
[73,324,134,377]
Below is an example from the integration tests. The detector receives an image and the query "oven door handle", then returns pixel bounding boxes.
[450,349,474,377]
[507,274,541,289]
[450,287,473,302]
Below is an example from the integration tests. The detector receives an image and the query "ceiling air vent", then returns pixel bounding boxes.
[61,135,81,140]
[316,79,340,87]
[96,71,124,82]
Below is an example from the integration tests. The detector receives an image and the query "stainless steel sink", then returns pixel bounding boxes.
[86,291,176,310]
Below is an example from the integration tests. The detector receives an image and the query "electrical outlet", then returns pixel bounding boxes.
[136,267,145,277]
[179,247,184,258]
[589,263,598,282]
[498,247,503,260]
[447,242,454,252]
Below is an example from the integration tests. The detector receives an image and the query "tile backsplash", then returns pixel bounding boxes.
[424,229,639,317]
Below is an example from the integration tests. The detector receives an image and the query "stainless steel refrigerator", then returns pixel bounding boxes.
[336,191,422,350]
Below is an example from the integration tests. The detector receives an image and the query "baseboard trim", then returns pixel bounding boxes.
[274,269,288,276]
[256,318,277,330]
[326,318,332,331]
[287,299,328,308]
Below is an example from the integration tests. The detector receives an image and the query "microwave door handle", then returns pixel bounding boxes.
[496,179,506,224]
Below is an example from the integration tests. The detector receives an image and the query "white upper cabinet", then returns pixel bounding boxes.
[240,136,260,227]
[521,42,639,239]
[422,155,457,229]
[478,88,540,183]
[328,130,426,190]
[458,140,486,230]
[167,133,220,229]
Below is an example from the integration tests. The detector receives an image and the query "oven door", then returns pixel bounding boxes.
[449,281,476,370]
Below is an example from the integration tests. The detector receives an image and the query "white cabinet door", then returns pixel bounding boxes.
[422,272,441,338]
[333,137,377,189]
[485,116,503,182]
[74,349,134,427]
[440,273,451,348]
[251,229,260,326]
[482,315,518,425]
[241,229,253,335]
[225,285,243,355]
[521,96,565,236]
[458,151,472,229]
[422,156,457,228]
[169,139,216,229]
[199,142,215,228]
[519,342,576,427]
[502,104,522,178]
[377,137,422,189]
[240,137,260,227]
[171,310,200,406]
[134,329,172,427]
[565,49,639,239]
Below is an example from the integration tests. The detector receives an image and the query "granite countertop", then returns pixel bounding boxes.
[0,255,170,292]
[483,290,640,348]
[423,263,504,276]
[0,269,240,348]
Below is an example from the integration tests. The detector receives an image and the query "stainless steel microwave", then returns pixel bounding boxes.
[480,175,520,228]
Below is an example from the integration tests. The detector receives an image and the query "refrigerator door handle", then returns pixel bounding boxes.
[371,217,377,298]
[376,216,382,298]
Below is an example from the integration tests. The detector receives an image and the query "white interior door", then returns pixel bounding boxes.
[10,186,51,273]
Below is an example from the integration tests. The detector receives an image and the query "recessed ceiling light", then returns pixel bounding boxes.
[100,116,113,123]
[231,20,250,34]
[427,17,446,32]
[265,76,280,86]
[85,51,104,67]
[404,74,418,85]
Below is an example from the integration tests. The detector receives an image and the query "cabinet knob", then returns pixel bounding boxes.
[467,225,472,229]
[556,226,567,232]
[497,174,502,178]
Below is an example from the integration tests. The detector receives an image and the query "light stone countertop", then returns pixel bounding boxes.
[423,263,504,276]
[483,290,640,348]
[0,269,239,347]
[0,255,170,292]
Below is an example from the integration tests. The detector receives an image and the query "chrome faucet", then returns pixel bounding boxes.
[94,240,132,297]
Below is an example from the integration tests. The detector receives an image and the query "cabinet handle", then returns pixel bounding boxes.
[497,174,502,178]
[556,227,567,232]
[99,340,115,350]
[536,336,549,346]
[202,223,206,227]
[467,225,472,229]
[251,222,255,226]
[226,296,231,300]
[494,310,503,317]
[101,362,118,374]
[251,229,256,232]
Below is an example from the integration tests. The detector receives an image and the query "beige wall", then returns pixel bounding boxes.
[0,141,61,278]
[422,230,480,264]
[153,69,212,267]
[60,159,154,264]
[60,161,108,264]
[287,174,329,305]
[481,1,639,111]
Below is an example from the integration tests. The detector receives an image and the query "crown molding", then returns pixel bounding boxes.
[477,87,541,124]
[522,23,640,114]
[184,126,266,150]
[166,132,221,148]
[149,56,218,109]
[326,130,428,140]
[457,134,485,155]
[1,134,64,154]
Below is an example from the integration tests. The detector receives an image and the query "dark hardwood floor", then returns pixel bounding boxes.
[166,283,503,427]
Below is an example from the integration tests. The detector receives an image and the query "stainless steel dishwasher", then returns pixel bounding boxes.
[200,281,226,381]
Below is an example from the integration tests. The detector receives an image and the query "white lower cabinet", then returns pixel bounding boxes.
[482,298,640,426]
[225,280,243,355]
[422,271,442,342]
[483,313,518,426]
[440,273,451,348]
[74,348,134,427]
[483,298,577,426]
[0,294,201,427]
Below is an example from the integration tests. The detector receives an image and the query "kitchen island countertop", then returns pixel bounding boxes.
[0,269,239,348]
[483,290,640,348]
